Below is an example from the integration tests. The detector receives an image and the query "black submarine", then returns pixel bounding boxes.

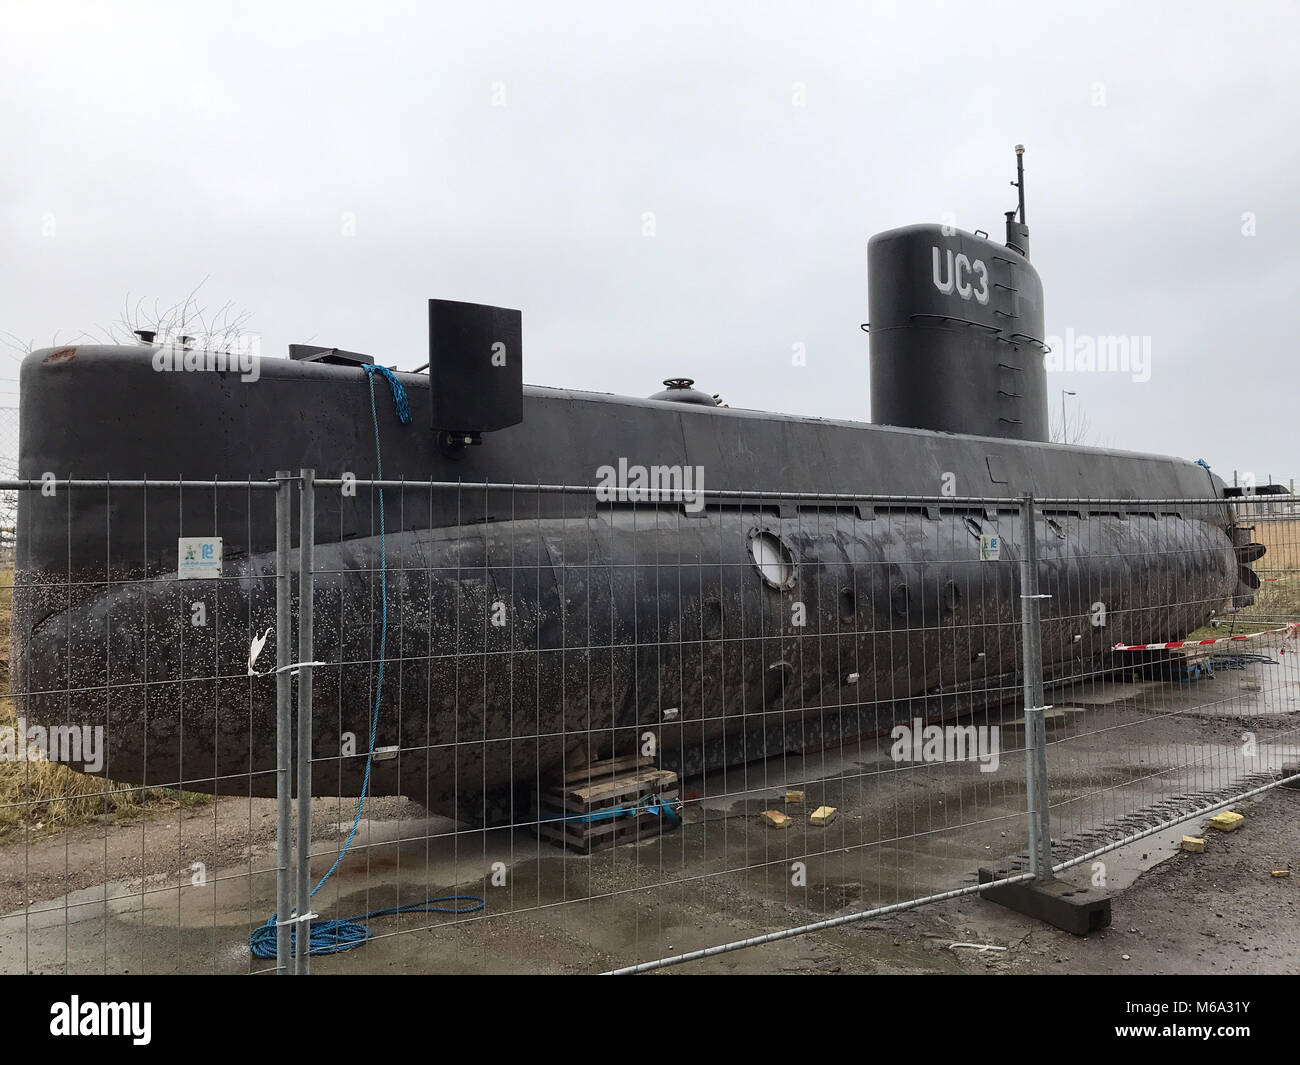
[12,147,1263,821]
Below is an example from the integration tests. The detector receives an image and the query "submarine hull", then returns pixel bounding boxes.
[12,353,1240,821]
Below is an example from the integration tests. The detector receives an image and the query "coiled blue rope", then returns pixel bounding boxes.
[251,364,483,960]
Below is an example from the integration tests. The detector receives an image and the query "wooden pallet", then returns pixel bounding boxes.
[562,752,655,786]
[534,756,680,853]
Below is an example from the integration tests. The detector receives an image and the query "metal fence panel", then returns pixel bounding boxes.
[3,474,1296,975]
[0,477,291,974]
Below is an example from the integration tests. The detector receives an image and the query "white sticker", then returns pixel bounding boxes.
[178,537,223,579]
[980,534,1001,561]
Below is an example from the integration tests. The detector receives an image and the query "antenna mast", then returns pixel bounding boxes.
[1014,143,1026,224]
[1004,144,1031,258]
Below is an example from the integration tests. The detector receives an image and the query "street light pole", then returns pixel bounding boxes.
[1060,390,1076,442]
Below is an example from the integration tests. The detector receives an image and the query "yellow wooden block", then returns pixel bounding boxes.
[1271,870,1289,878]
[1181,835,1205,852]
[810,805,837,826]
[1206,811,1244,832]
[762,810,791,829]
[784,790,805,805]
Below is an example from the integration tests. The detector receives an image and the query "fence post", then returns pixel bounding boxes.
[1018,491,1053,879]
[275,470,294,971]
[294,469,316,973]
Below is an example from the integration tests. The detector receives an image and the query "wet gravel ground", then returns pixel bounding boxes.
[1,668,1296,974]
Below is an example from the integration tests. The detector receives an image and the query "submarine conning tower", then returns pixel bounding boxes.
[868,145,1048,442]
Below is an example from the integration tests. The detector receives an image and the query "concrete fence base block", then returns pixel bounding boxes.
[978,869,1112,936]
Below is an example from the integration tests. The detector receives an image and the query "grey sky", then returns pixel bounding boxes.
[2,0,1296,481]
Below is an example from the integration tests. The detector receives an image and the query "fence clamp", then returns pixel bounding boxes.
[273,911,319,928]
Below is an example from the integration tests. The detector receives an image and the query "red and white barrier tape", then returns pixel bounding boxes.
[1112,621,1300,653]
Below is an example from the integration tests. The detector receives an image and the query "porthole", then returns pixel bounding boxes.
[747,529,797,590]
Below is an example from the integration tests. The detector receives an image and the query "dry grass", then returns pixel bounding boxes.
[0,569,210,843]
[1210,518,1300,638]
[1243,574,1300,619]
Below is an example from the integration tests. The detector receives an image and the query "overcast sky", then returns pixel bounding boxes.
[2,0,1296,482]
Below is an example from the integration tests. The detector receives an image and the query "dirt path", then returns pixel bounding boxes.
[0,794,416,915]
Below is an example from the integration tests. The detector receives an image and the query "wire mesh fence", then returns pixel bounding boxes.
[982,497,1300,891]
[1,474,1296,974]
[0,476,288,975]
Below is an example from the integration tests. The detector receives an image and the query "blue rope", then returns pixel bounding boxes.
[249,895,485,958]
[539,796,683,828]
[361,363,411,425]
[251,364,481,960]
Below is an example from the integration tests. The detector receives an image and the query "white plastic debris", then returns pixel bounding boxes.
[247,627,272,675]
